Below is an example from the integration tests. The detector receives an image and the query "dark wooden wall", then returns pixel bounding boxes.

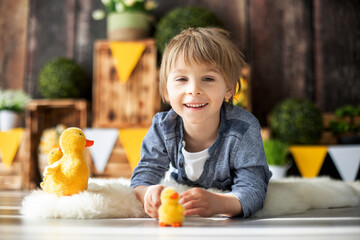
[0,0,28,90]
[249,0,360,124]
[1,0,359,126]
[249,0,315,124]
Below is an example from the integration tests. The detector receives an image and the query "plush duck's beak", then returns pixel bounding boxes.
[85,139,94,147]
[170,192,178,200]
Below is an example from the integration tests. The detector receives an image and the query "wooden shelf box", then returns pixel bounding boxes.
[25,99,88,189]
[93,39,160,128]
[92,39,160,178]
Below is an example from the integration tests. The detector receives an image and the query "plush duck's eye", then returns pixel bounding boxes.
[79,133,82,136]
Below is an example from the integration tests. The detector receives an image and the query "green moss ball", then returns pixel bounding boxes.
[155,6,223,53]
[38,58,89,99]
[270,99,324,145]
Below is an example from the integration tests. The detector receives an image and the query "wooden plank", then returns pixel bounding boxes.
[0,176,22,190]
[249,0,314,125]
[0,0,28,90]
[313,0,360,111]
[93,39,160,128]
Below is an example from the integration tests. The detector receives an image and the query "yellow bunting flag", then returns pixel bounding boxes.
[119,128,148,170]
[110,42,146,83]
[0,128,24,168]
[290,146,328,178]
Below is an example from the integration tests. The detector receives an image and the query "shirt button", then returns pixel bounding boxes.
[179,162,184,168]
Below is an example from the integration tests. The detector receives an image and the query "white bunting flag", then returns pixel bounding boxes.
[84,128,119,173]
[328,145,360,181]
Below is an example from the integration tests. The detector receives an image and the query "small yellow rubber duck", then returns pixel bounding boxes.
[40,127,94,197]
[158,187,184,227]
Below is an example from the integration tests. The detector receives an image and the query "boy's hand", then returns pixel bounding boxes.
[134,185,164,219]
[179,188,242,217]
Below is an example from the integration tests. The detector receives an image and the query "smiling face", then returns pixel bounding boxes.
[165,58,233,128]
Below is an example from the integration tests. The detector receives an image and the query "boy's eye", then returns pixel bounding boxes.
[203,77,214,82]
[175,78,187,81]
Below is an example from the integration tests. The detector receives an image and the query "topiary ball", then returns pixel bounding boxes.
[38,58,89,99]
[155,6,223,54]
[270,99,323,145]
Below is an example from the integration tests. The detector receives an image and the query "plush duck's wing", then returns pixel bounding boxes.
[43,161,61,176]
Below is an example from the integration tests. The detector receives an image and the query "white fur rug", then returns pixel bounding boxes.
[21,177,360,219]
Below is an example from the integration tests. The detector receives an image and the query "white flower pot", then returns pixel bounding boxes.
[0,110,23,131]
[107,12,150,41]
[269,165,288,179]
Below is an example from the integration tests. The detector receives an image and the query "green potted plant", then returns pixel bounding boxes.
[270,98,324,145]
[92,0,157,41]
[155,6,223,54]
[0,89,31,131]
[38,58,90,99]
[329,105,360,144]
[270,98,327,178]
[263,139,290,179]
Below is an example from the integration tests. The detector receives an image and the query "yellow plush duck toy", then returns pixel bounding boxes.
[40,127,94,197]
[158,187,185,227]
[47,148,63,165]
[41,148,63,184]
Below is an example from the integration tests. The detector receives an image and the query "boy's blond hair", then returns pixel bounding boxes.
[159,27,246,104]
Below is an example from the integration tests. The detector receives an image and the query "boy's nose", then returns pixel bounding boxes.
[186,81,202,95]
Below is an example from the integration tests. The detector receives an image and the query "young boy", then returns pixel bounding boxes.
[131,27,271,218]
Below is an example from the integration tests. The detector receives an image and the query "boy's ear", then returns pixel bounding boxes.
[225,86,234,100]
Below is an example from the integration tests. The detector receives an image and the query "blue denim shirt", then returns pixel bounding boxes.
[131,103,271,217]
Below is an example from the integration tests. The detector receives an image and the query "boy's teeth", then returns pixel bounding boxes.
[186,103,207,108]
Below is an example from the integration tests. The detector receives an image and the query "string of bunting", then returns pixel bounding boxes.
[0,128,24,168]
[84,128,148,173]
[290,145,360,180]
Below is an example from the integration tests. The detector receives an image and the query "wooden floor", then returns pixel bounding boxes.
[0,190,359,240]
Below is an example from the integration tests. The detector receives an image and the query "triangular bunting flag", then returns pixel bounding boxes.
[119,128,148,171]
[109,42,146,83]
[328,145,360,181]
[0,128,24,168]
[290,146,328,178]
[84,128,118,173]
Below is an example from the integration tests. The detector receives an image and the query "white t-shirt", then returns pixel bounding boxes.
[181,141,210,181]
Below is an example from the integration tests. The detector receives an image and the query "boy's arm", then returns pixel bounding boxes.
[229,121,271,217]
[179,188,242,217]
[130,113,170,189]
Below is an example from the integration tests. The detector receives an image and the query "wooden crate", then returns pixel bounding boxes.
[93,39,160,128]
[25,99,88,189]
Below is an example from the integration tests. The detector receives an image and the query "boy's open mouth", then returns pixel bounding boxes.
[184,103,208,108]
